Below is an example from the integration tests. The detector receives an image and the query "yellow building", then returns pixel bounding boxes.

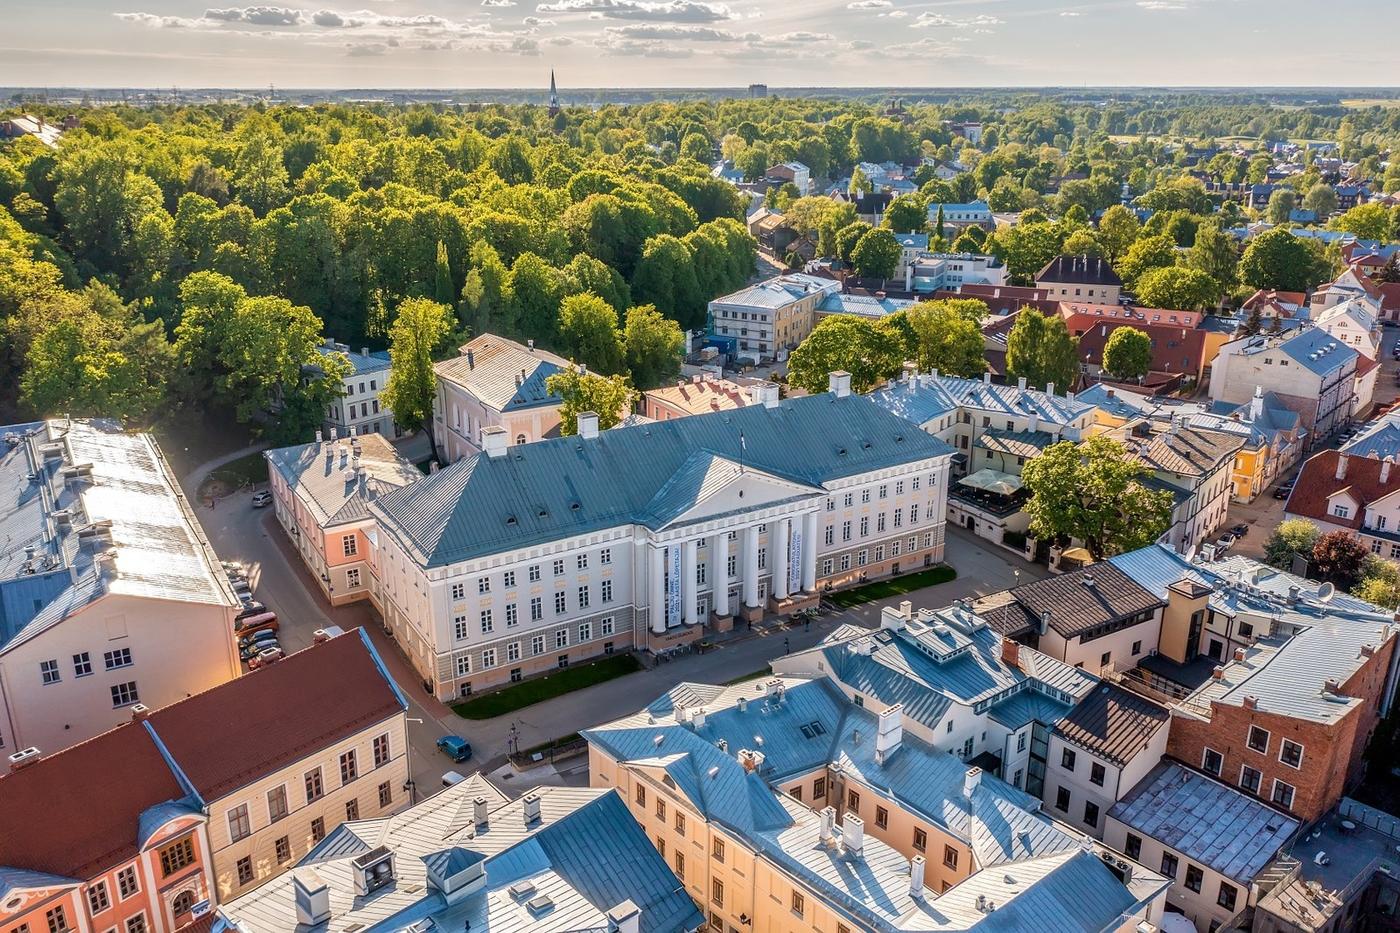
[583,675,1171,932]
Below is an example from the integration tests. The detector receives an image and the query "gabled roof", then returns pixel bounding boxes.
[371,393,954,568]
[434,334,571,413]
[1036,255,1122,287]
[1065,313,1209,376]
[1134,427,1244,477]
[977,563,1163,641]
[868,373,1094,431]
[710,273,838,310]
[264,434,422,528]
[1054,683,1169,766]
[1109,761,1299,882]
[1284,448,1399,532]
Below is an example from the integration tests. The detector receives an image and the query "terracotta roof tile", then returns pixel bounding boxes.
[1284,449,1400,531]
[1066,314,1209,377]
[148,630,405,799]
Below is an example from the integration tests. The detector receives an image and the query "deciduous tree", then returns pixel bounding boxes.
[545,367,636,434]
[381,297,452,461]
[556,293,624,374]
[1101,327,1152,381]
[787,315,903,395]
[623,303,685,389]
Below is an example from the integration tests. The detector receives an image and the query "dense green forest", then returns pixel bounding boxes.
[2,93,1398,438]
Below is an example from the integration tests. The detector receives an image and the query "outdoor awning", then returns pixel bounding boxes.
[957,469,1023,495]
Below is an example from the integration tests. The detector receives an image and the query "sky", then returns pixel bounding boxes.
[4,0,1399,90]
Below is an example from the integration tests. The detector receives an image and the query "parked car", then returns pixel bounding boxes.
[1274,482,1294,500]
[251,490,273,508]
[1230,523,1249,538]
[241,639,280,661]
[248,647,283,669]
[437,735,473,762]
[234,611,279,636]
[235,601,267,618]
[1214,534,1235,552]
[239,629,279,650]
[442,770,467,787]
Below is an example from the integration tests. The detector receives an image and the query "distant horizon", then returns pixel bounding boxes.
[9,1,1400,89]
[5,84,1400,95]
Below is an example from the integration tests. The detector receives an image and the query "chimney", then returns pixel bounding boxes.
[1029,412,1040,432]
[606,900,641,933]
[983,372,992,385]
[1288,584,1300,606]
[843,815,865,857]
[909,855,926,898]
[691,708,708,730]
[1018,376,1027,391]
[361,346,369,357]
[1046,382,1055,396]
[293,869,332,927]
[1323,678,1343,696]
[466,349,475,369]
[1233,647,1246,662]
[330,427,338,440]
[527,339,535,351]
[1242,695,1258,710]
[482,426,508,458]
[313,628,333,644]
[748,381,780,409]
[828,371,852,398]
[315,429,323,443]
[577,411,600,440]
[875,703,904,765]
[1000,638,1020,668]
[1106,388,1115,399]
[880,602,910,632]
[820,806,836,844]
[7,747,41,772]
[1251,385,1264,420]
[1211,665,1225,681]
[1039,610,1051,636]
[129,703,150,721]
[1384,458,1393,484]
[740,749,765,773]
[963,766,982,799]
[1336,453,1349,481]
[474,796,490,828]
[522,793,542,825]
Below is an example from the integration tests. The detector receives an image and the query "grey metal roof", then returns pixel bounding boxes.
[434,335,571,413]
[317,344,390,376]
[1343,410,1400,460]
[870,374,1095,432]
[264,434,422,528]
[1054,684,1169,766]
[710,273,838,310]
[0,420,236,652]
[1278,327,1358,376]
[372,393,954,567]
[1108,762,1300,882]
[221,785,703,933]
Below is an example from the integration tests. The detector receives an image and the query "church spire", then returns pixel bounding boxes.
[548,69,560,116]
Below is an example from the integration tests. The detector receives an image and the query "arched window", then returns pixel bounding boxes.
[172,891,196,916]
[515,434,526,446]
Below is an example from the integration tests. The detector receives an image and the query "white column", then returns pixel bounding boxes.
[649,544,666,634]
[772,518,790,600]
[743,524,760,609]
[802,510,819,592]
[711,532,729,617]
[683,538,699,625]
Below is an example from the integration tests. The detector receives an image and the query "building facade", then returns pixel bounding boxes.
[1036,255,1123,304]
[706,273,841,363]
[316,342,403,440]
[432,334,570,463]
[1208,327,1359,444]
[367,383,955,701]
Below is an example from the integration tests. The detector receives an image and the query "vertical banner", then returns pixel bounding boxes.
[667,544,682,627]
[788,526,802,593]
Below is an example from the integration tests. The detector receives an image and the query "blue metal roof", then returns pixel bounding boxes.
[1278,327,1358,376]
[373,393,954,567]
[1108,761,1300,882]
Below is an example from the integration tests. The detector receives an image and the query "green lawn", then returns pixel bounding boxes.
[826,565,957,609]
[451,653,644,720]
[722,667,771,686]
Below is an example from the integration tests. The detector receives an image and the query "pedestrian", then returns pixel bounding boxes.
[784,636,790,654]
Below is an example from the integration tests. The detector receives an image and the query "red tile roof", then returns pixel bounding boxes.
[1065,314,1209,378]
[0,726,184,878]
[1285,450,1400,530]
[148,630,404,799]
[1379,283,1400,315]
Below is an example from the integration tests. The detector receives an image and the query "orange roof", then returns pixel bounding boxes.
[644,378,755,416]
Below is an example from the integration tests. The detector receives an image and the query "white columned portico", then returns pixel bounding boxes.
[802,510,819,592]
[711,532,729,617]
[772,517,790,600]
[743,524,760,610]
[682,538,699,625]
[649,544,666,634]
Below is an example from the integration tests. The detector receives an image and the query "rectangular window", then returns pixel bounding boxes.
[228,804,251,842]
[503,570,516,588]
[577,585,590,609]
[1240,765,1262,794]
[635,784,646,806]
[453,615,468,640]
[477,577,490,594]
[1202,747,1224,776]
[1160,852,1178,878]
[310,817,325,842]
[342,534,358,557]
[913,828,927,851]
[675,811,686,834]
[552,559,565,576]
[860,516,870,536]
[482,648,497,668]
[943,844,958,869]
[305,767,324,802]
[1272,779,1296,810]
[1280,740,1303,768]
[340,750,358,783]
[275,836,291,864]
[236,856,254,885]
[159,838,196,877]
[530,597,543,621]
[674,850,685,880]
[1055,786,1071,811]
[601,579,613,603]
[72,652,92,677]
[875,805,888,828]
[40,659,60,685]
[842,521,852,541]
[791,891,804,917]
[1125,833,1141,860]
[601,548,611,565]
[345,798,359,821]
[1247,726,1270,754]
[711,878,723,907]
[529,565,541,582]
[1090,762,1105,786]
[88,881,110,914]
[712,837,725,861]
[813,776,826,798]
[825,525,834,545]
[656,798,666,820]
[346,567,361,588]
[601,617,615,636]
[555,629,568,649]
[847,789,860,812]
[1217,881,1238,911]
[480,608,493,633]
[455,655,470,677]
[507,642,521,662]
[267,785,289,822]
[554,591,567,614]
[373,733,391,768]
[505,603,518,626]
[451,583,465,600]
[125,915,146,933]
[1185,864,1204,893]
[110,682,139,707]
[117,867,139,900]
[1083,800,1099,828]
[378,780,393,808]
[1061,748,1076,770]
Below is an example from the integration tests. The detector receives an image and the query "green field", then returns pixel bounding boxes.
[451,653,644,720]
[826,565,958,608]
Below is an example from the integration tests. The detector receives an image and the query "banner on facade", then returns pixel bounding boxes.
[667,544,683,627]
[788,526,802,593]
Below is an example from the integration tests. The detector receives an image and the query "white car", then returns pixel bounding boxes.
[251,490,273,508]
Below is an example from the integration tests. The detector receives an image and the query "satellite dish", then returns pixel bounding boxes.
[1317,582,1335,603]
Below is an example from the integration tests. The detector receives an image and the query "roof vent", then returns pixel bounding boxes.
[522,792,542,825]
[526,894,554,915]
[508,880,536,899]
[7,747,41,772]
[351,846,395,897]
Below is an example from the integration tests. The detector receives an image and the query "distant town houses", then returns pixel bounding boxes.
[926,199,993,230]
[0,419,241,756]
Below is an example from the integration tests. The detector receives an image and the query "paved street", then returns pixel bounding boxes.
[189,454,1042,796]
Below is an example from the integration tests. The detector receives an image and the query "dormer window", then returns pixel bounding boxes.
[1333,504,1350,519]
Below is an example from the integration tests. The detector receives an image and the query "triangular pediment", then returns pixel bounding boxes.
[642,451,822,529]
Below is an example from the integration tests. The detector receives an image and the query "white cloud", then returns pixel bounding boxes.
[114,11,207,27]
[481,0,516,5]
[846,0,891,8]
[345,40,388,54]
[769,30,833,42]
[883,9,905,16]
[1058,10,1080,15]
[594,35,696,56]
[203,6,304,25]
[1137,0,1187,8]
[603,23,742,39]
[913,12,1003,28]
[522,15,555,25]
[536,0,734,22]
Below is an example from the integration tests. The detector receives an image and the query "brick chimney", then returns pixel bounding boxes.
[1336,453,1349,480]
[1211,665,1225,680]
[1000,638,1020,668]
[1242,695,1258,710]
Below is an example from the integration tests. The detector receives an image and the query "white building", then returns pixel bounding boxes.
[0,420,242,755]
[1315,296,1382,359]
[317,342,404,441]
[706,273,841,363]
[365,379,955,701]
[433,334,571,463]
[1129,425,1243,555]
[906,252,1007,293]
